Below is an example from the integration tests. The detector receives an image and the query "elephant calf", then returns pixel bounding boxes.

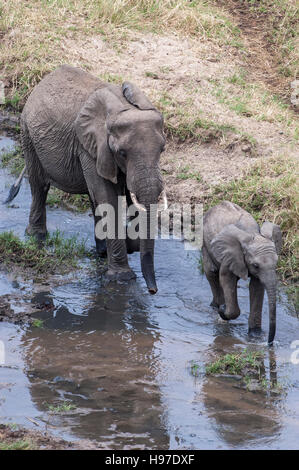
[202,201,282,344]
[8,65,167,293]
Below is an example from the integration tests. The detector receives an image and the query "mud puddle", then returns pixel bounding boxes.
[1,133,299,450]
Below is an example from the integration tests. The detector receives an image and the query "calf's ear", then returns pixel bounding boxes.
[211,224,253,280]
[260,221,282,255]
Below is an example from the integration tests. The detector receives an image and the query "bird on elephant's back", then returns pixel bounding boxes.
[6,65,168,293]
[202,201,282,344]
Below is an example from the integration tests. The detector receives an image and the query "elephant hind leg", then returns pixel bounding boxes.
[22,126,49,239]
[219,266,240,320]
[26,177,50,240]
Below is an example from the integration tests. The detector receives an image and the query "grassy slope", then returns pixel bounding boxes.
[0,0,298,291]
[0,0,245,106]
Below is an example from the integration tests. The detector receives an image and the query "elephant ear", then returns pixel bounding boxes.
[122,82,156,111]
[211,224,253,280]
[260,221,282,254]
[75,87,128,184]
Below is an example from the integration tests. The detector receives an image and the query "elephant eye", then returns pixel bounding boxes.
[253,263,259,269]
[119,150,127,158]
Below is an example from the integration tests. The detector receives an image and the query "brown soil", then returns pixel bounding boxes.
[0,424,102,450]
[65,30,298,205]
[0,295,33,325]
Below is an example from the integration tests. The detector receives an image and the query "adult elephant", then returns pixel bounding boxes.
[202,201,282,344]
[15,65,167,293]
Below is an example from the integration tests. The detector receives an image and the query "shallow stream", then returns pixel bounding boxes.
[0,133,298,449]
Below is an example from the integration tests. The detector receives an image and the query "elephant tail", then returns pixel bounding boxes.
[3,166,26,204]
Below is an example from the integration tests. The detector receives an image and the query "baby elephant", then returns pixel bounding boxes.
[202,201,282,344]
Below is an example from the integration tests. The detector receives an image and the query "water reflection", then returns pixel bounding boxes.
[22,282,169,449]
[202,336,282,448]
[0,150,298,449]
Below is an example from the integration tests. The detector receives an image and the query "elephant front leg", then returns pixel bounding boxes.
[218,265,240,320]
[202,246,224,308]
[248,276,264,336]
[94,201,136,281]
[81,156,136,282]
[90,185,135,283]
[89,195,107,257]
[106,238,136,281]
[125,188,140,254]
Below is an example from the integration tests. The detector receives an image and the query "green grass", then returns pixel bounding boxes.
[99,72,124,84]
[211,75,297,128]
[47,187,90,212]
[31,319,44,328]
[157,91,237,142]
[177,165,202,181]
[244,0,299,79]
[0,147,24,177]
[199,349,285,393]
[0,230,90,274]
[145,71,159,79]
[0,439,32,450]
[205,349,263,376]
[46,401,76,413]
[4,91,23,109]
[190,360,202,377]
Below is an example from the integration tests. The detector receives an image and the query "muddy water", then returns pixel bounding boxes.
[0,133,299,449]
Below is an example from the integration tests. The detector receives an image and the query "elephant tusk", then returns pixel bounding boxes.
[158,189,168,212]
[130,192,146,212]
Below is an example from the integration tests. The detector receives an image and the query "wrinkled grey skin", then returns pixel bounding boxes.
[20,65,166,293]
[202,201,282,344]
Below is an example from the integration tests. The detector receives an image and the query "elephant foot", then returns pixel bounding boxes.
[106,268,136,283]
[248,327,263,338]
[95,239,107,258]
[218,304,227,320]
[25,226,47,243]
[218,304,240,321]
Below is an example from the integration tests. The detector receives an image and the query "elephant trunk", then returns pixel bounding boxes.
[140,236,157,294]
[261,272,277,345]
[131,175,162,294]
[265,284,277,345]
[139,198,158,294]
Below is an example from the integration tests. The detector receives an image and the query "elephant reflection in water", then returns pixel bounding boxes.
[22,284,169,449]
[201,336,281,448]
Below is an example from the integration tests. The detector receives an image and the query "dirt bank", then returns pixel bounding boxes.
[0,424,103,450]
